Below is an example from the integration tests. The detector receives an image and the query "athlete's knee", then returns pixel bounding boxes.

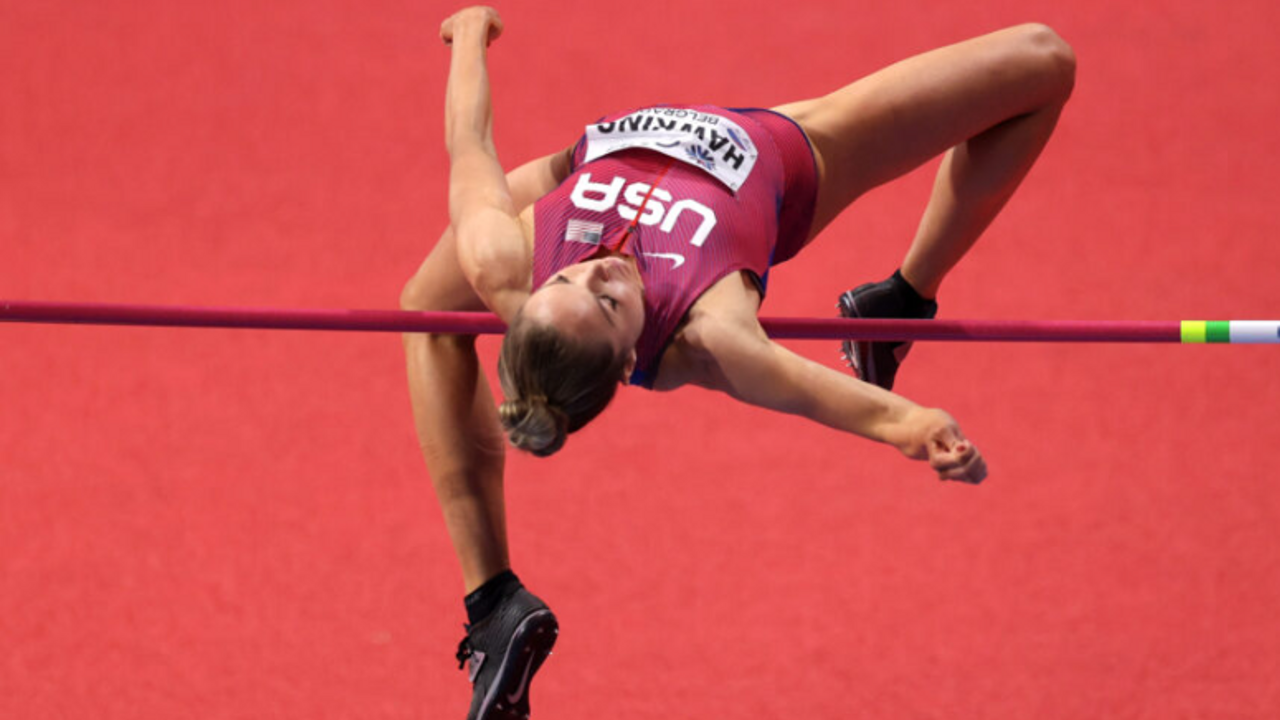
[400,271,457,347]
[400,265,470,314]
[1012,23,1076,103]
[400,271,435,312]
[401,272,489,359]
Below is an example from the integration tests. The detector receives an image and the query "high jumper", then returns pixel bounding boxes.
[403,7,1073,719]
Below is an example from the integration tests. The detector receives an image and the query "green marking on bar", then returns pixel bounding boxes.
[1181,321,1207,343]
[1206,321,1231,343]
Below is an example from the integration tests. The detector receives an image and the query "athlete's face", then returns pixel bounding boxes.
[522,254,646,375]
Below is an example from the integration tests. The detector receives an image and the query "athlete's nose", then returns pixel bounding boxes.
[592,260,611,283]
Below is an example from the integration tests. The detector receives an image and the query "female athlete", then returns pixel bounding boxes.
[402,7,1074,719]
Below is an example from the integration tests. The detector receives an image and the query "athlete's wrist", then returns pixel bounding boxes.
[886,406,951,458]
[872,400,929,454]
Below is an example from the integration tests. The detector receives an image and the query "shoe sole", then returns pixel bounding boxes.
[478,609,559,720]
[837,287,878,387]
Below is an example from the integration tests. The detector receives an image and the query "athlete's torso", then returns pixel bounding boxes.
[528,105,790,387]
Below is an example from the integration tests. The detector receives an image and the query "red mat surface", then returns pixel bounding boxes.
[2,1,1278,718]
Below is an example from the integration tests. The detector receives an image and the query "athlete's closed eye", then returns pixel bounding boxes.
[549,274,617,310]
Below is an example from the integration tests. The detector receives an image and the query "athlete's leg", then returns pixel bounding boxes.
[402,227,510,594]
[900,97,1067,298]
[401,149,571,593]
[774,23,1075,296]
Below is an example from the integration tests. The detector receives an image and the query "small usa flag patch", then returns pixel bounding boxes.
[564,219,604,245]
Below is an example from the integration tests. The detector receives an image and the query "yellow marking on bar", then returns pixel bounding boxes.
[1181,321,1207,344]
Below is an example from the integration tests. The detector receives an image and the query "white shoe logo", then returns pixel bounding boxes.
[506,654,536,705]
[641,251,686,269]
[467,650,486,684]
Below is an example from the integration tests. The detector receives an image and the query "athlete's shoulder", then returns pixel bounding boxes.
[654,271,761,382]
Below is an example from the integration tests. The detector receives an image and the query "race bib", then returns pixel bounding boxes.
[583,108,759,192]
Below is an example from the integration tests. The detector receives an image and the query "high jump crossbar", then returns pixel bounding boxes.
[2,300,1278,343]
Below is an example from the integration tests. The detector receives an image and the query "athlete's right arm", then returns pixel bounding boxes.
[441,6,528,323]
[688,321,988,484]
[669,276,987,483]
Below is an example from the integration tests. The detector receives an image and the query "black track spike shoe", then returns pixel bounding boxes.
[837,270,938,391]
[455,587,559,720]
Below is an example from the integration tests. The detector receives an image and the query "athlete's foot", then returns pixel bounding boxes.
[456,586,558,720]
[837,269,938,391]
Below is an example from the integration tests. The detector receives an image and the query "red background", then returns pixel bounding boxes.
[2,1,1278,717]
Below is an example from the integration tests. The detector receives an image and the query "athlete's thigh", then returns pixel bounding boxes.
[773,23,1072,238]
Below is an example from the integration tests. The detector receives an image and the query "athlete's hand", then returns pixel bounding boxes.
[440,6,504,47]
[897,407,987,484]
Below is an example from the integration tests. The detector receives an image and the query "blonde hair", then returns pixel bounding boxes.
[497,313,629,456]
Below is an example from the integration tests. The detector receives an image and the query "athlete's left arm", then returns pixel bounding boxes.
[441,7,529,322]
[681,286,986,483]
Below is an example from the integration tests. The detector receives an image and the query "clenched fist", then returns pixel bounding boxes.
[440,6,504,46]
[897,407,988,484]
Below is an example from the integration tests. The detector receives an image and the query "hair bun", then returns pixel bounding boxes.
[498,395,569,457]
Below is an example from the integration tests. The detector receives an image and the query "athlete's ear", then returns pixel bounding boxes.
[620,349,637,383]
